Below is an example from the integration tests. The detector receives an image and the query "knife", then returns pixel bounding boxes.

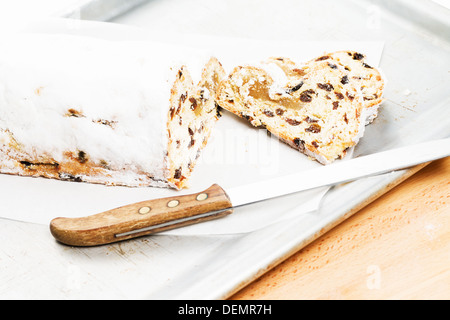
[50,138,450,246]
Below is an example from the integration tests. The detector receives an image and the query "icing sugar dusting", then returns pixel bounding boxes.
[0,33,210,179]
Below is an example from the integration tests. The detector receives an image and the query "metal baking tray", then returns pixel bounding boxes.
[1,0,449,299]
[58,0,150,21]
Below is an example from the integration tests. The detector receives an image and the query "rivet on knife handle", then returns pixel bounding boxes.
[49,184,233,247]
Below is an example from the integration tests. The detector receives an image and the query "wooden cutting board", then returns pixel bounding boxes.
[231,156,450,300]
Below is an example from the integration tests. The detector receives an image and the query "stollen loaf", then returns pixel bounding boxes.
[0,33,225,189]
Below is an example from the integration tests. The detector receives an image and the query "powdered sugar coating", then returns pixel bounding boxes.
[0,33,212,183]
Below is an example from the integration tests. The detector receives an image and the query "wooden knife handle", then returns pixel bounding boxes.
[50,184,233,247]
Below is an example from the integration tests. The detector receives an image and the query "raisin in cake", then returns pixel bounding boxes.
[0,33,225,189]
[216,51,385,164]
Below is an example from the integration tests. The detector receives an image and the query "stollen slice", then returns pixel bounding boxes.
[216,51,385,164]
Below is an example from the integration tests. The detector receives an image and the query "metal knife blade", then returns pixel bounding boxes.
[50,138,450,246]
[226,137,450,207]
